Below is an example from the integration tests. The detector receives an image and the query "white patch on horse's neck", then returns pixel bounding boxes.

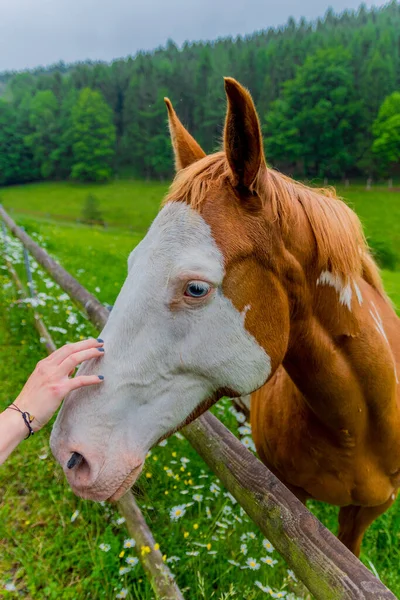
[370,301,399,384]
[316,270,353,310]
[353,282,363,306]
[241,304,251,323]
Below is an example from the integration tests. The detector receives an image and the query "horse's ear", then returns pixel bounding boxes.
[223,78,265,191]
[164,98,206,171]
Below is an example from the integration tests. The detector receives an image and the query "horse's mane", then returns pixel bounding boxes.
[164,152,383,294]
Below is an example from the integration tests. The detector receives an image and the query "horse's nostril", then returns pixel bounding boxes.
[67,452,84,470]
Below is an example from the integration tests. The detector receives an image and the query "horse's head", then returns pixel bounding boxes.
[50,78,291,501]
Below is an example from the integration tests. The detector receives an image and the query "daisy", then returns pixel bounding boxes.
[241,436,256,452]
[123,538,136,549]
[170,504,187,521]
[255,581,272,594]
[166,556,181,563]
[246,558,260,570]
[228,559,240,567]
[271,592,287,599]
[193,494,203,502]
[240,543,248,555]
[223,492,237,504]
[261,556,278,567]
[118,567,131,576]
[125,556,139,566]
[116,589,128,599]
[70,510,79,523]
[210,483,221,495]
[238,425,252,435]
[262,539,274,553]
[99,543,111,552]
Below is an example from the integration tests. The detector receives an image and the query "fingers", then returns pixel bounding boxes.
[50,338,104,365]
[60,347,105,377]
[66,375,105,392]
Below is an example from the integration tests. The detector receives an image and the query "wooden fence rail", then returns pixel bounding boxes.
[0,205,396,600]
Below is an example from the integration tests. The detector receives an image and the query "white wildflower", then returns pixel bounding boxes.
[261,556,278,567]
[169,504,186,521]
[99,543,111,552]
[241,436,256,452]
[262,539,274,553]
[228,559,241,567]
[70,510,80,523]
[255,581,272,594]
[246,558,260,570]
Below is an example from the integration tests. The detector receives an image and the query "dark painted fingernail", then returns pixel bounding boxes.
[98,375,104,380]
[97,338,104,343]
[97,347,105,352]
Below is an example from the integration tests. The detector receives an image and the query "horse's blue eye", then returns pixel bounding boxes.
[185,281,211,298]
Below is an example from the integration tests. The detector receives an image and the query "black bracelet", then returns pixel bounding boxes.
[6,403,35,439]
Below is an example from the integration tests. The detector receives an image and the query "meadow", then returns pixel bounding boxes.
[1,179,400,599]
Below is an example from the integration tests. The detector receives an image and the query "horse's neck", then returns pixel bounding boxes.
[282,277,399,434]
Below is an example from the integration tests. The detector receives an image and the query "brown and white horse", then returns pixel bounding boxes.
[50,78,400,556]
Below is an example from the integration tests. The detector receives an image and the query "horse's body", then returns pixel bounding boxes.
[50,78,400,557]
[251,275,400,555]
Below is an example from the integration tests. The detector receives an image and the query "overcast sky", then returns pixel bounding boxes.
[0,0,388,72]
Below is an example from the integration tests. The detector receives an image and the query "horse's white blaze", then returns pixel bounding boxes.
[370,301,399,384]
[316,270,353,310]
[51,202,271,495]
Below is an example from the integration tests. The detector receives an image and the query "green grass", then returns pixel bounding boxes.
[0,180,167,234]
[1,179,400,599]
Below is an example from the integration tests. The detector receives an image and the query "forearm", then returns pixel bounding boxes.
[0,406,29,465]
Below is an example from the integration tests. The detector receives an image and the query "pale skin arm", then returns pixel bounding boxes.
[0,338,105,465]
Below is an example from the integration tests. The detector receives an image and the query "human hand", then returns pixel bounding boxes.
[13,338,105,431]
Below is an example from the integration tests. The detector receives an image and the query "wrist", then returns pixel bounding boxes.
[14,396,43,432]
[2,406,28,441]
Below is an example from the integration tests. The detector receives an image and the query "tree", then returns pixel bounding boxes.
[1,2,400,183]
[264,48,363,178]
[372,92,400,175]
[70,88,116,182]
[24,90,60,178]
[0,100,36,185]
[81,194,104,225]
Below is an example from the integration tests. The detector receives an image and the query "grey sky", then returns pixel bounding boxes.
[0,0,388,71]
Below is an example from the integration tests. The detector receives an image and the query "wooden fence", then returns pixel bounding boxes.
[0,205,396,600]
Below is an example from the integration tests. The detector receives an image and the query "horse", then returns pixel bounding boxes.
[50,78,400,557]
